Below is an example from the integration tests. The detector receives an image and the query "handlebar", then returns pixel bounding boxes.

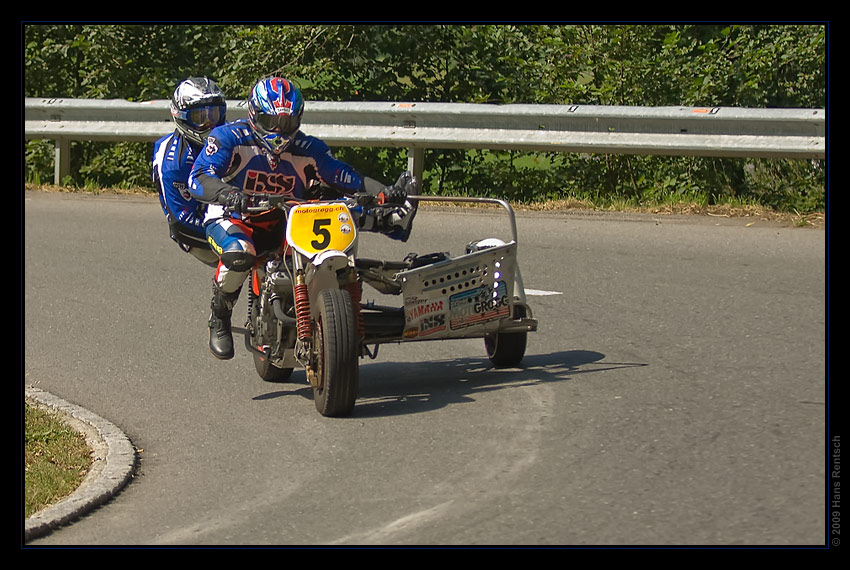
[239,193,301,214]
[237,191,404,215]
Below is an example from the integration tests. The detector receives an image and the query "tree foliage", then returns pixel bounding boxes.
[24,24,826,212]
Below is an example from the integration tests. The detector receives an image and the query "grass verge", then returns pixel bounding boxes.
[24,403,93,519]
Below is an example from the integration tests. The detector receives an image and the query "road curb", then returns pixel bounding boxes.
[24,387,137,543]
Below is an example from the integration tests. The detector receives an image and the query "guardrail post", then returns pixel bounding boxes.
[408,146,424,186]
[54,139,70,185]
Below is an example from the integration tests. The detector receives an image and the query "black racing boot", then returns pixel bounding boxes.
[209,283,241,360]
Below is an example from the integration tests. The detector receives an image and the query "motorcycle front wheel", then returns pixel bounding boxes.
[312,288,360,417]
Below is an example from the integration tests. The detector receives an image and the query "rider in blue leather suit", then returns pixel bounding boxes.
[189,76,417,359]
[152,77,227,268]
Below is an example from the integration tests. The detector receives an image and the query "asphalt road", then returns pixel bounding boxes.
[23,190,827,546]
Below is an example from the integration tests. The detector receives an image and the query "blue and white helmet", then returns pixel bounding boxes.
[247,77,304,154]
[170,77,227,147]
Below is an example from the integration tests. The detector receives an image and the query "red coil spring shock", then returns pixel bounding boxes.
[294,273,311,341]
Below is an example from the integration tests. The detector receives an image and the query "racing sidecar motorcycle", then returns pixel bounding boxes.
[242,193,538,417]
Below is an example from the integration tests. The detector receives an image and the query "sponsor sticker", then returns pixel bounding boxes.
[449,283,510,330]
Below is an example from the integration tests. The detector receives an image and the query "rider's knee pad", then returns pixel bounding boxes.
[220,250,256,272]
[207,218,256,271]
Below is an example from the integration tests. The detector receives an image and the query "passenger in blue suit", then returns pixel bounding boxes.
[152,77,227,268]
[189,76,417,359]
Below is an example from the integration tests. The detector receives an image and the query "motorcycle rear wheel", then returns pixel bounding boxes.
[312,288,360,417]
[485,302,528,368]
[253,351,293,382]
[248,286,294,382]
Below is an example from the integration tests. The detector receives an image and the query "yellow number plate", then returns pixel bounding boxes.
[286,203,357,257]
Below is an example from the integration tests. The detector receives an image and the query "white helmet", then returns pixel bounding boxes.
[170,77,227,146]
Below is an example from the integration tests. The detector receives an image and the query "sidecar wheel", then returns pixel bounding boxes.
[313,288,360,417]
[485,303,528,368]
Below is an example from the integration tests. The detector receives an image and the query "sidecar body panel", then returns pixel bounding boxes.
[397,241,520,341]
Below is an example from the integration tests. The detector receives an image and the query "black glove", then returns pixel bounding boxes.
[378,186,406,205]
[395,171,418,194]
[378,171,418,204]
[217,187,248,213]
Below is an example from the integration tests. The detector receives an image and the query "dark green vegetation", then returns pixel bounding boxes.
[24,24,826,214]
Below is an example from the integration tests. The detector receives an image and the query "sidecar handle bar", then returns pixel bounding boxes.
[408,195,518,245]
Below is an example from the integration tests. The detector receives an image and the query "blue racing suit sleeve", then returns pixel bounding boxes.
[189,124,243,203]
[290,134,364,193]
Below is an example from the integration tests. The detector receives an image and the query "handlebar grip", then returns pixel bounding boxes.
[246,193,292,207]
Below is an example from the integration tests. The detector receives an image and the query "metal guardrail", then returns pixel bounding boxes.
[25,98,826,185]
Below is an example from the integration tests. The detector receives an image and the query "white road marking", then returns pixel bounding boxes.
[525,288,562,296]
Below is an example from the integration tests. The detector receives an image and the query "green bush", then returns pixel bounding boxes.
[24,24,825,213]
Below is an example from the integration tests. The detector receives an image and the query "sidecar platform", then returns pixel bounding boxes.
[358,195,538,345]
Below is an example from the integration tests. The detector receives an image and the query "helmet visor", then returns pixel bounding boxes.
[186,104,226,130]
[254,111,300,137]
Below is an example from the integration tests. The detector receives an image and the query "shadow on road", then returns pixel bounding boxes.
[251,350,647,419]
